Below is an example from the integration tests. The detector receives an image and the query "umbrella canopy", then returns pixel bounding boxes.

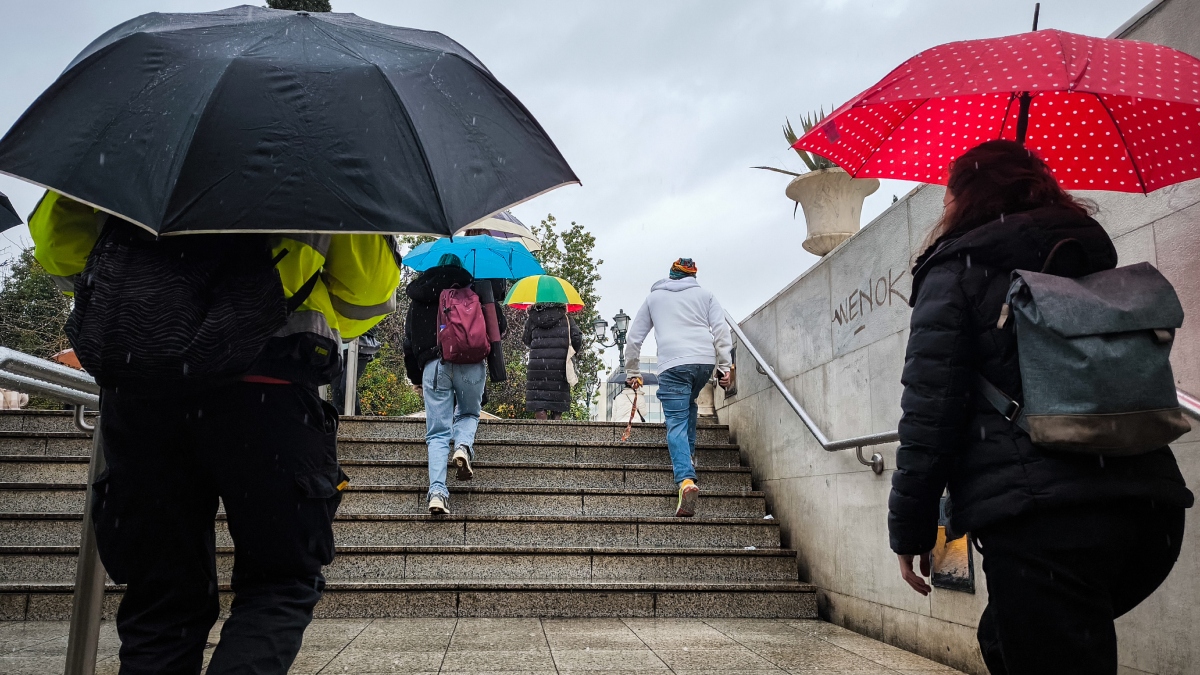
[0,6,578,236]
[794,29,1200,193]
[505,275,584,313]
[455,210,541,251]
[404,235,544,280]
[0,192,19,230]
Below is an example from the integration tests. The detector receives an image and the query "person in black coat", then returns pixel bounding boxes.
[523,303,583,419]
[889,140,1193,674]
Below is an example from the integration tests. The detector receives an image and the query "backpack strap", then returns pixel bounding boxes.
[271,246,322,314]
[287,270,321,313]
[975,374,1030,433]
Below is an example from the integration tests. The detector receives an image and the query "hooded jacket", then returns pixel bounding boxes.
[523,304,583,412]
[625,277,733,377]
[402,264,475,384]
[888,205,1193,555]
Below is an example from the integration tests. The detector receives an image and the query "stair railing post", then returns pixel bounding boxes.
[344,338,360,416]
[64,406,107,675]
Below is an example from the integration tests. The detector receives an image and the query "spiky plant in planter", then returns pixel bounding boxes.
[754,109,879,256]
[754,109,835,177]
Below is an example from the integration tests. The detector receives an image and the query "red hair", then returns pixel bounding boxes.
[929,140,1091,245]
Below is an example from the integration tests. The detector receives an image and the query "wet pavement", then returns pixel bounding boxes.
[1,617,962,673]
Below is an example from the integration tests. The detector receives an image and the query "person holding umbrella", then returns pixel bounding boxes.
[402,254,494,514]
[0,6,578,672]
[506,275,586,420]
[794,25,1200,672]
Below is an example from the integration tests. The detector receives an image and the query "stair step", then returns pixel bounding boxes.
[0,432,744,466]
[0,412,730,445]
[0,580,816,620]
[0,457,755,491]
[0,483,767,518]
[0,545,799,584]
[0,513,783,549]
[338,438,743,466]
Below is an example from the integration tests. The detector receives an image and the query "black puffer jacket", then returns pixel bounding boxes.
[523,304,583,413]
[402,264,474,385]
[888,206,1193,555]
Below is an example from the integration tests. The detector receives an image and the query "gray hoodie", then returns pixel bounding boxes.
[624,277,733,378]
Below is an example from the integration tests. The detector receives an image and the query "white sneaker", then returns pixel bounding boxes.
[428,495,449,515]
[453,446,474,481]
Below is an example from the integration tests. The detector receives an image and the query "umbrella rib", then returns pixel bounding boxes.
[997,92,1019,140]
[851,97,935,178]
[1094,93,1149,194]
[367,62,453,235]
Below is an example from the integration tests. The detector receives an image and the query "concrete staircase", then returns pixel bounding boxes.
[0,411,815,620]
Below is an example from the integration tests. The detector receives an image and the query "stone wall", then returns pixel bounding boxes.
[715,1,1200,672]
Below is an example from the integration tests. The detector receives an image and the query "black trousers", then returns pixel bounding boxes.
[975,499,1185,675]
[94,383,345,675]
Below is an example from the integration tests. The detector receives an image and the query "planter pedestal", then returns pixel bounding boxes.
[785,168,879,256]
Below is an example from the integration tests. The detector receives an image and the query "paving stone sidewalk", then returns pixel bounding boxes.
[1,617,962,674]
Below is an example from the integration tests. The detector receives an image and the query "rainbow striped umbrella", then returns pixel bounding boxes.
[504,275,585,313]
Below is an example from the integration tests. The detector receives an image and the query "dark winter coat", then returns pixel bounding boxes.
[888,206,1193,555]
[402,264,474,385]
[523,304,583,413]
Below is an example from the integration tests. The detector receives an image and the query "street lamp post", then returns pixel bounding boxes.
[592,309,632,371]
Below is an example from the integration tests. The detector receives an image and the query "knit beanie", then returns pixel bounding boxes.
[669,258,698,280]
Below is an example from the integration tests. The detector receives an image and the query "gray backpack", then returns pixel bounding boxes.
[979,255,1191,456]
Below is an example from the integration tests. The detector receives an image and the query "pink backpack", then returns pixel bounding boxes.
[437,287,491,364]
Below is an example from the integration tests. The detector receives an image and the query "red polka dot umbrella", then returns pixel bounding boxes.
[793,29,1200,193]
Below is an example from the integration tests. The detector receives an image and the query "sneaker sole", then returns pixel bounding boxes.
[454,456,474,481]
[429,506,449,515]
[676,486,700,518]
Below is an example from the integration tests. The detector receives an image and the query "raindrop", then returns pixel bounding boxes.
[126,352,132,364]
[99,153,106,167]
[183,363,189,375]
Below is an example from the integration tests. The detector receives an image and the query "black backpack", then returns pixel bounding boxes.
[67,217,317,389]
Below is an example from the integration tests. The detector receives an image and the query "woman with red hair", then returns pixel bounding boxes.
[888,140,1192,673]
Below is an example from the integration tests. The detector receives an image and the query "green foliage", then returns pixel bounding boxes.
[753,108,837,179]
[356,344,423,416]
[785,109,837,171]
[267,0,332,11]
[0,248,73,409]
[530,215,604,420]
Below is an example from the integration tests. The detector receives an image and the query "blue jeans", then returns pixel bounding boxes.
[656,364,714,486]
[423,358,486,500]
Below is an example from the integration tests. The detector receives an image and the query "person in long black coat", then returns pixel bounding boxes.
[888,140,1193,674]
[523,303,583,419]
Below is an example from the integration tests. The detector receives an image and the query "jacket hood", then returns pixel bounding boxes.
[528,304,567,328]
[909,206,1117,305]
[651,277,700,293]
[406,264,473,304]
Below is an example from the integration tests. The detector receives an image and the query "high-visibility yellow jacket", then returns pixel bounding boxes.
[29,191,401,380]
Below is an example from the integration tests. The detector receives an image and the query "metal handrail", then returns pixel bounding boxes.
[724,311,893,474]
[723,312,1200,475]
[1179,389,1200,423]
[0,347,106,675]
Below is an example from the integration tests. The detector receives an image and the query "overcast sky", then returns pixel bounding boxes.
[0,0,1149,368]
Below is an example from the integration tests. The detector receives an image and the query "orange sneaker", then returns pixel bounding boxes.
[676,479,700,517]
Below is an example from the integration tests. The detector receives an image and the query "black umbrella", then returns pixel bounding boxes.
[0,6,577,236]
[0,192,20,230]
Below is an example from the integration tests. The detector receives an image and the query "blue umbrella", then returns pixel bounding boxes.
[404,235,545,280]
[0,191,21,231]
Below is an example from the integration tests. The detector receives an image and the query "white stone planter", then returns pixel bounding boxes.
[785,168,880,256]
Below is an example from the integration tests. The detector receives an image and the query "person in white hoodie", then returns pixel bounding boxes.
[625,258,733,517]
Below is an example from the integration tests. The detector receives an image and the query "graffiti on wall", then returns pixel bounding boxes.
[831,268,908,336]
